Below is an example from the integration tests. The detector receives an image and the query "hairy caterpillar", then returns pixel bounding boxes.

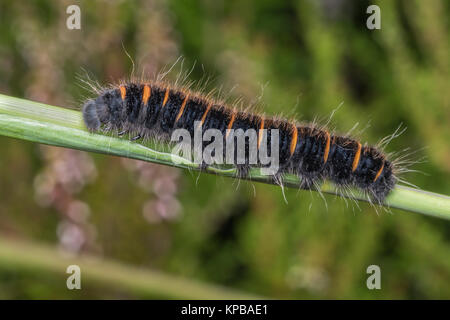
[82,81,396,203]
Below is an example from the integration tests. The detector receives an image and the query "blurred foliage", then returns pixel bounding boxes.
[0,0,449,299]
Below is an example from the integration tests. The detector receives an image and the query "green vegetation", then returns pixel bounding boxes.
[0,0,449,299]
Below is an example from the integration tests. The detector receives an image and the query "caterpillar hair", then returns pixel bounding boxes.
[82,80,398,204]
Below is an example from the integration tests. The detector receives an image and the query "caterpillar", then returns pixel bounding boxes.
[82,81,397,204]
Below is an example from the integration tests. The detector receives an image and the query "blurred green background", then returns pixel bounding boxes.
[0,0,449,299]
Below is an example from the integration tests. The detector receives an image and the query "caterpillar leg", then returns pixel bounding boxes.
[131,134,142,141]
[198,161,209,172]
[236,164,250,179]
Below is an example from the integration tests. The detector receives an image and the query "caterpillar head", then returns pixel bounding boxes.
[82,97,109,131]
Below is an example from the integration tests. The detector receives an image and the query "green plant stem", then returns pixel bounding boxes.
[0,236,261,299]
[1,93,450,220]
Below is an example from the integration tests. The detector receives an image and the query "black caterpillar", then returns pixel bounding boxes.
[82,81,396,203]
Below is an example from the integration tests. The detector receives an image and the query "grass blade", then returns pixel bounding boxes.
[1,93,449,220]
[0,236,261,299]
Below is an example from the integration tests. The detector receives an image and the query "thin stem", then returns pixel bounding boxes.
[0,236,262,299]
[1,93,449,220]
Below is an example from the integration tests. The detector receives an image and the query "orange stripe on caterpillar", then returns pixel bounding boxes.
[142,85,151,105]
[119,85,126,101]
[290,125,298,156]
[323,131,331,163]
[175,94,189,122]
[352,142,362,172]
[226,111,236,138]
[198,102,212,129]
[258,117,265,149]
[162,87,170,107]
[374,161,384,182]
